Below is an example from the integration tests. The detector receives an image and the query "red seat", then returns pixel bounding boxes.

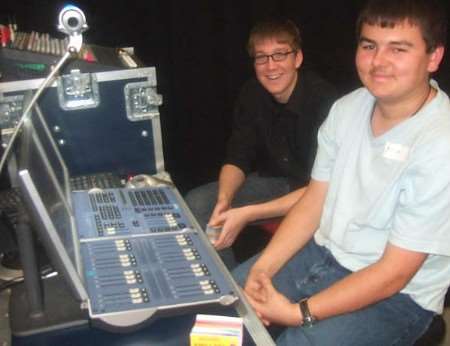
[259,220,281,235]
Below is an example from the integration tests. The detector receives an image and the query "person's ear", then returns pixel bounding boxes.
[295,50,303,69]
[427,45,445,73]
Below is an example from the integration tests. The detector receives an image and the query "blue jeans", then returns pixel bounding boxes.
[233,240,434,346]
[184,173,291,269]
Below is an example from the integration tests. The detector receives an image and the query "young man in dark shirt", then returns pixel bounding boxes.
[185,19,337,267]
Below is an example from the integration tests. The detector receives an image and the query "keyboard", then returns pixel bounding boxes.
[70,172,125,191]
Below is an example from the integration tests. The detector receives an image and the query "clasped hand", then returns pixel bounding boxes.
[208,205,251,250]
[244,270,301,327]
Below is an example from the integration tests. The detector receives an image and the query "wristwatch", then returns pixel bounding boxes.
[299,298,316,327]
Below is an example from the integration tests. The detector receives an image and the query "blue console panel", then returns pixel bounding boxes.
[72,186,192,239]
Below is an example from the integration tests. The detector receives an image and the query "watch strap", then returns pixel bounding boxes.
[299,298,316,327]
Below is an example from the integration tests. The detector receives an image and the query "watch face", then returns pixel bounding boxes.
[303,315,315,327]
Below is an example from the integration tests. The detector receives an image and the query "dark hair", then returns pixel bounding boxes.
[247,19,302,57]
[356,0,447,52]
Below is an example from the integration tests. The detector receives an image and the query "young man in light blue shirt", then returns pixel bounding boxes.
[231,0,450,344]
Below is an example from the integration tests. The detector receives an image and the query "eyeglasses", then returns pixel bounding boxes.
[253,50,297,65]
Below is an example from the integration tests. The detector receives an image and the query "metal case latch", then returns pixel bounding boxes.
[0,94,25,147]
[124,81,162,121]
[57,69,100,110]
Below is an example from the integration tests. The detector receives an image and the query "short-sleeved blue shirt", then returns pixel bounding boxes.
[312,82,450,313]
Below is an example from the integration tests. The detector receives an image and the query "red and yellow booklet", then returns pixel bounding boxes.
[190,314,243,346]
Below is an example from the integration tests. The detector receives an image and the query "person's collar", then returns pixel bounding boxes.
[285,68,308,114]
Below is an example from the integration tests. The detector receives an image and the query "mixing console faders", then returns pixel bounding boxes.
[72,186,193,239]
[81,232,237,321]
[72,185,237,326]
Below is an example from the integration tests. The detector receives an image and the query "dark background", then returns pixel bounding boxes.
[2,1,449,193]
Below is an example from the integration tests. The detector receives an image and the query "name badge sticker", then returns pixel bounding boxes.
[383,142,410,161]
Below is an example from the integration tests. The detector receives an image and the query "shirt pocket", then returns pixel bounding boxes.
[343,219,392,257]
